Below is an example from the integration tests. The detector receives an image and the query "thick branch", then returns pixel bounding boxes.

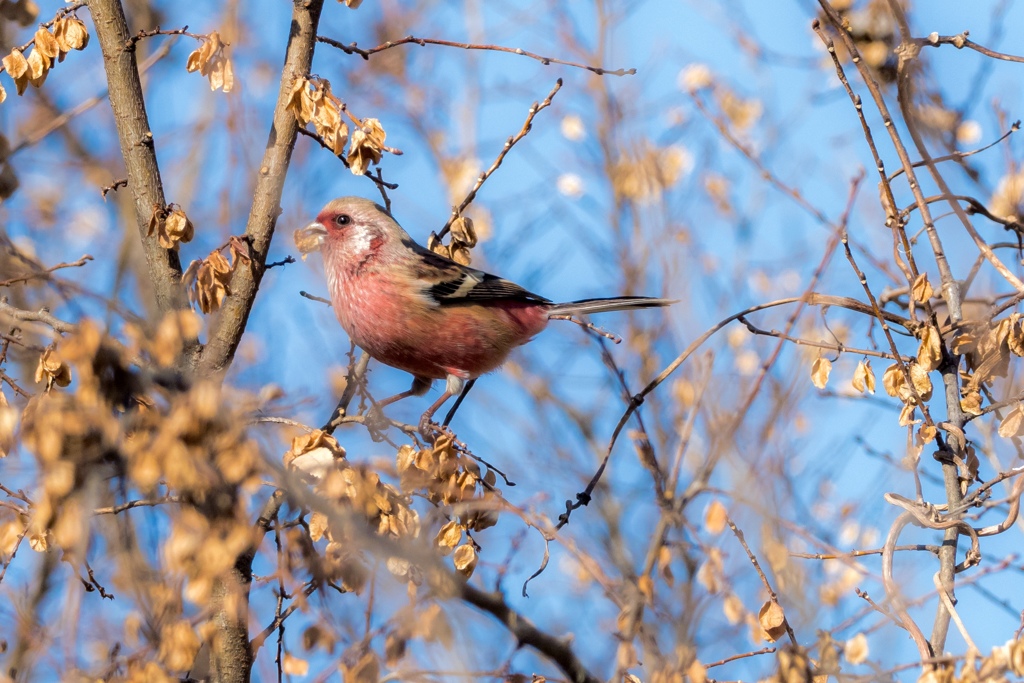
[198,0,325,376]
[86,0,189,316]
[459,582,601,683]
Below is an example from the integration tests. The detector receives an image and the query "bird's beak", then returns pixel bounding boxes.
[294,221,327,255]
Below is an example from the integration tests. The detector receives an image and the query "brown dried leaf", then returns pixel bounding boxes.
[54,16,89,52]
[219,57,235,93]
[1010,314,1024,357]
[0,390,15,457]
[450,245,471,266]
[28,529,49,552]
[450,216,477,248]
[758,599,787,642]
[810,356,831,390]
[3,49,28,79]
[452,543,477,577]
[152,310,202,367]
[898,403,917,427]
[917,325,942,372]
[343,0,364,8]
[434,520,462,554]
[844,633,869,665]
[3,48,30,96]
[227,235,252,266]
[697,547,724,593]
[308,511,329,542]
[157,620,200,672]
[909,362,933,401]
[415,603,453,647]
[911,273,933,303]
[656,545,674,587]
[384,631,406,667]
[286,76,312,124]
[960,389,983,416]
[1009,635,1024,677]
[777,645,812,683]
[429,241,450,259]
[951,328,979,356]
[26,48,48,87]
[282,653,309,676]
[723,593,745,624]
[192,250,234,314]
[917,424,937,446]
[185,47,203,73]
[998,405,1024,438]
[35,347,71,389]
[294,225,325,256]
[852,359,875,394]
[703,499,728,535]
[341,650,379,683]
[197,32,220,75]
[33,27,59,65]
[186,32,234,92]
[162,208,194,248]
[637,574,655,603]
[617,642,638,670]
[347,118,386,175]
[960,446,979,494]
[311,94,349,155]
[687,659,707,683]
[1,1,38,26]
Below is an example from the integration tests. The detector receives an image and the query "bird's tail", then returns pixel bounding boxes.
[548,296,676,317]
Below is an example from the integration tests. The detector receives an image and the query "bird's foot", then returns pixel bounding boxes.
[365,404,391,441]
[417,414,437,442]
[418,414,455,443]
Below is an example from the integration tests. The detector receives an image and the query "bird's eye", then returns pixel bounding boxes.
[334,214,351,226]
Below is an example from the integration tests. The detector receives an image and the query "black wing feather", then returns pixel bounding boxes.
[429,271,550,305]
[406,238,550,306]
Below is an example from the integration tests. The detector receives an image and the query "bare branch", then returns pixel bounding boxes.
[198,0,326,376]
[86,0,191,317]
[317,34,636,77]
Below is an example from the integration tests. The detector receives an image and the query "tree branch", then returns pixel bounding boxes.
[85,0,190,317]
[198,0,325,376]
[458,582,601,683]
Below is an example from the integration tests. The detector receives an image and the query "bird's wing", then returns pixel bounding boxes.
[405,239,551,307]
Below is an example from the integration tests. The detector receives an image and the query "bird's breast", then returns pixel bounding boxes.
[327,268,549,379]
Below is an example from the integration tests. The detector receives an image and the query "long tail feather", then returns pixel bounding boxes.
[548,296,676,316]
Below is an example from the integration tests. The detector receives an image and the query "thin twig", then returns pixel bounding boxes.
[438,79,563,240]
[920,30,1024,63]
[727,515,798,646]
[317,34,635,77]
[0,255,92,287]
[295,127,399,190]
[705,647,776,669]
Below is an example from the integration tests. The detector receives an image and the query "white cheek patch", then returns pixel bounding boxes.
[347,225,374,254]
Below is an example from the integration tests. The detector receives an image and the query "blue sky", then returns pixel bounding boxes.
[4,0,1024,679]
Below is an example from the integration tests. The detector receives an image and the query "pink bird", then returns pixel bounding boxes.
[296,197,673,435]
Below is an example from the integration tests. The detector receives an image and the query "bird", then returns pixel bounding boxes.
[295,196,674,436]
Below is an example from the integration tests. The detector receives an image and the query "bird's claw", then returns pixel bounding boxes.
[365,404,391,441]
[417,415,453,443]
[417,414,437,442]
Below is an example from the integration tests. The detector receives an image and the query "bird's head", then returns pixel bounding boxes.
[294,196,395,258]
